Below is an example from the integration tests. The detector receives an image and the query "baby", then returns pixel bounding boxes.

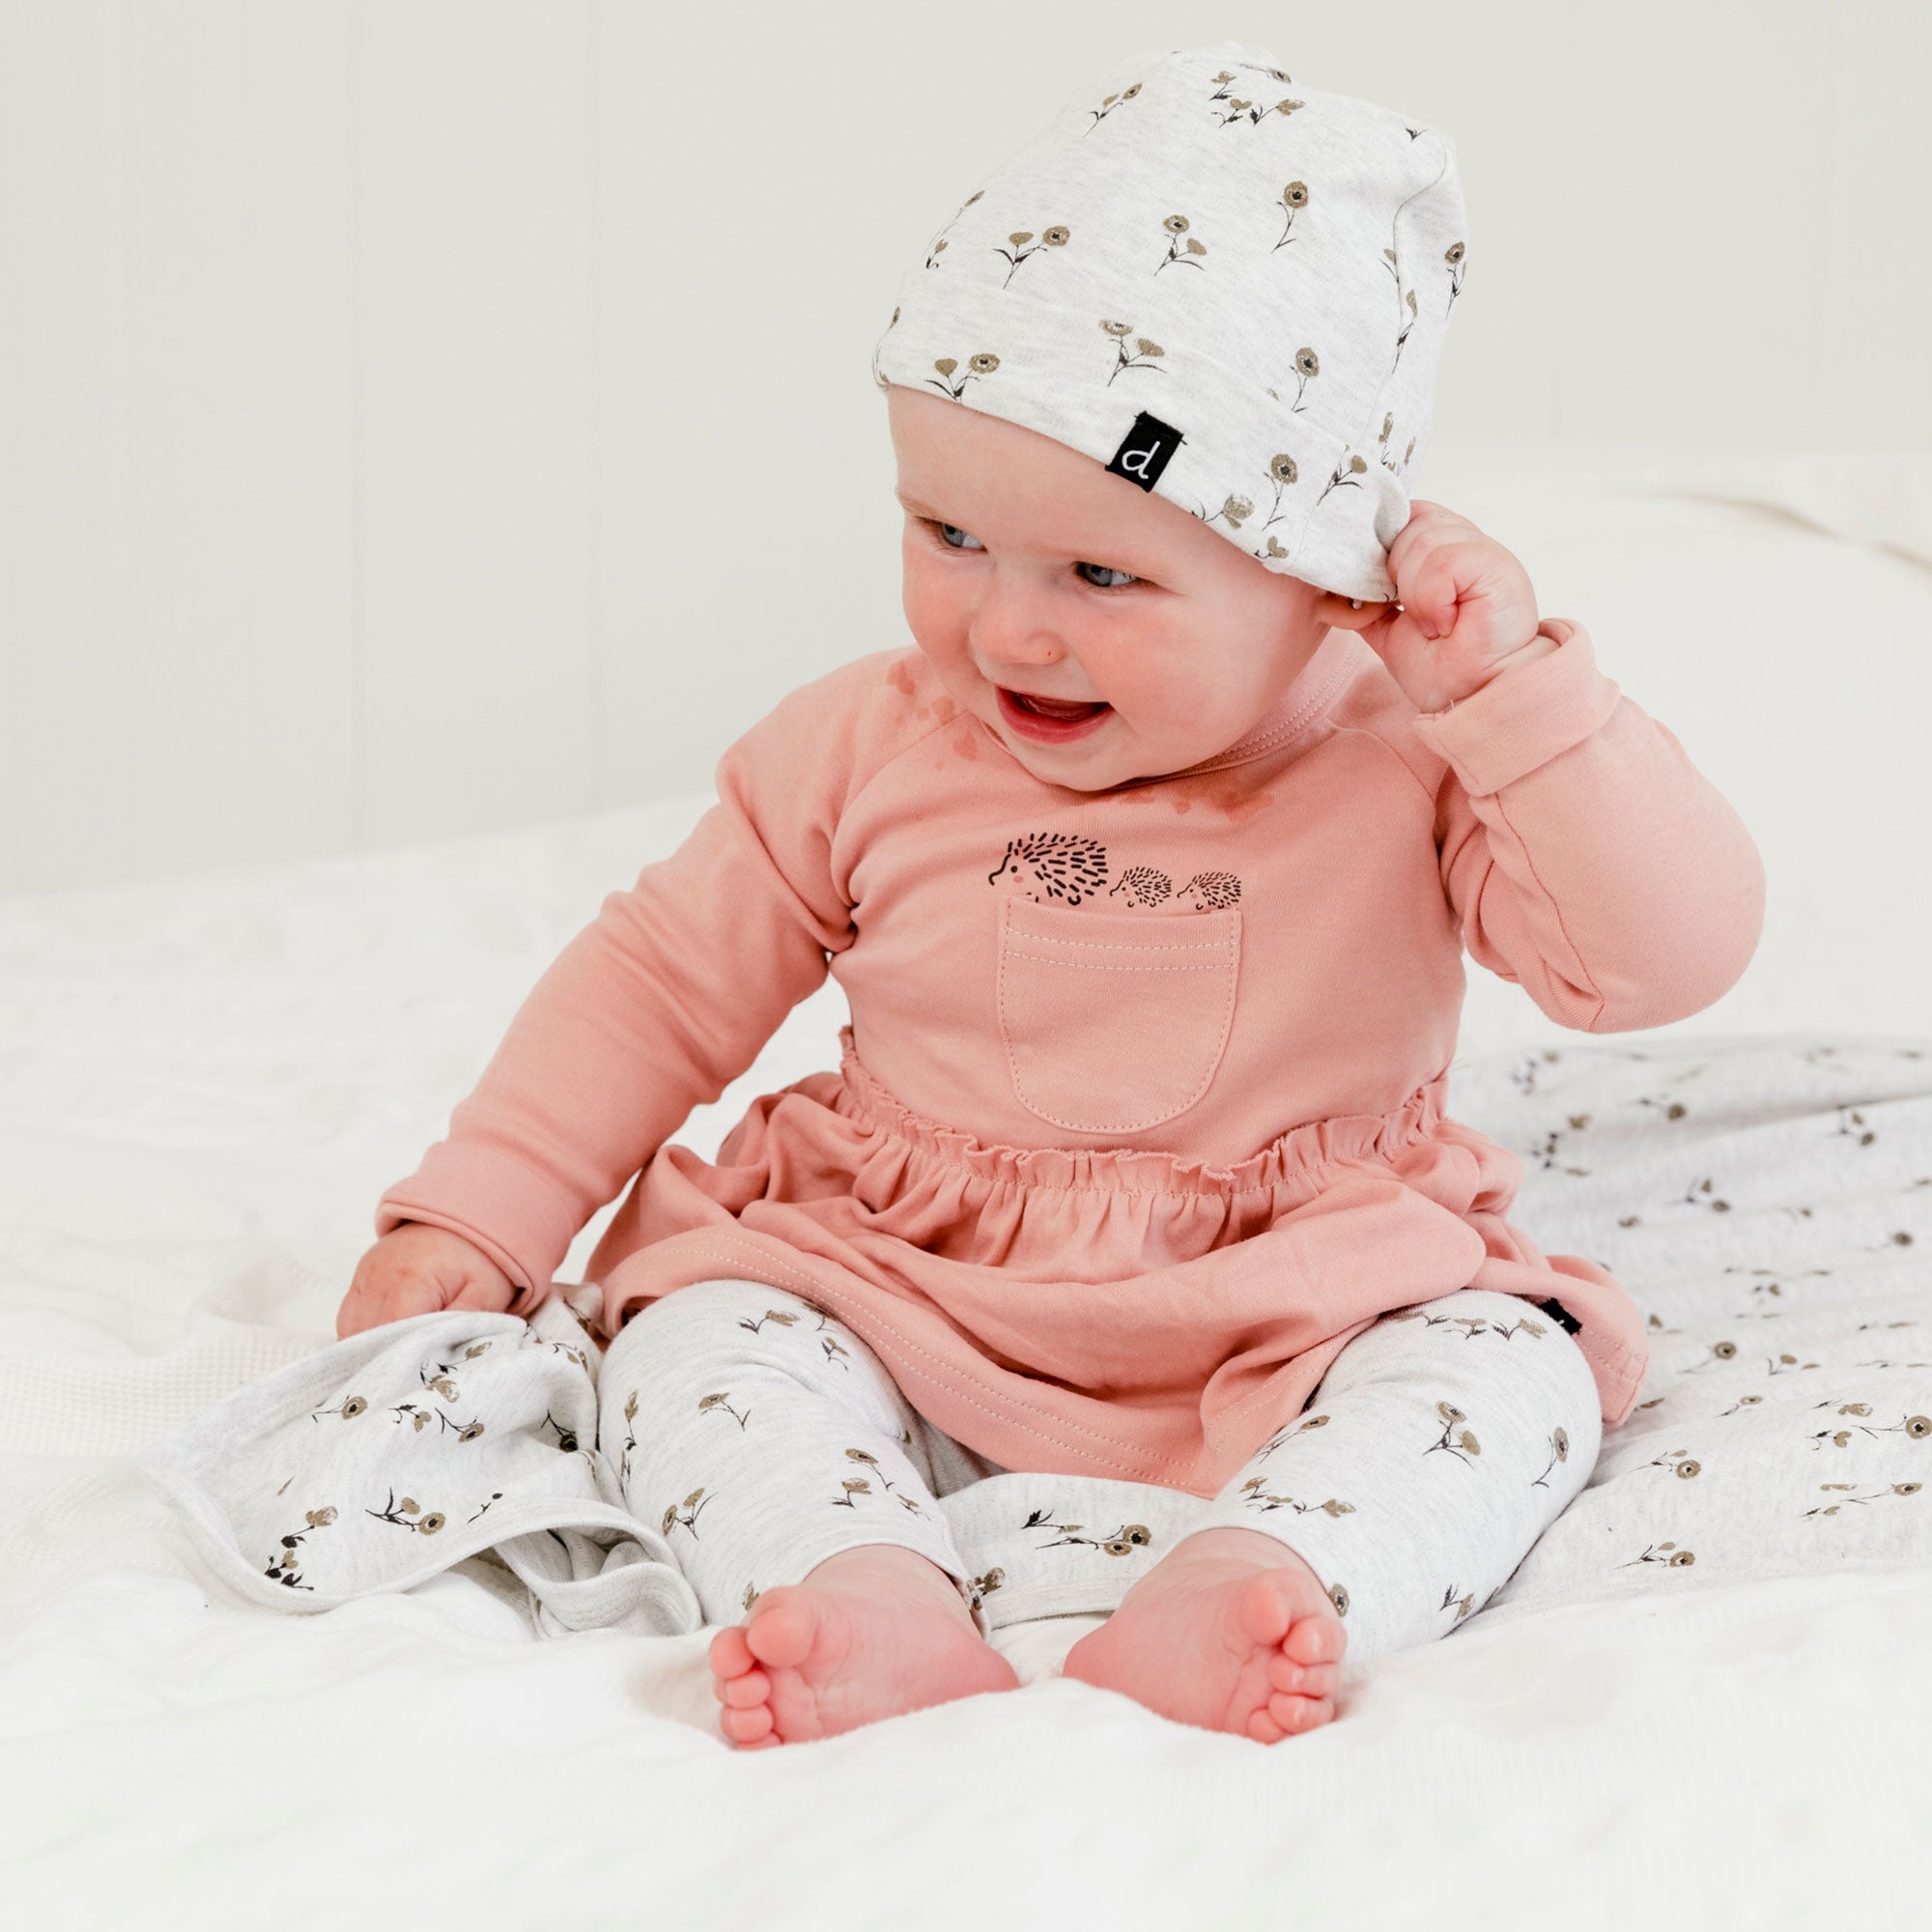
[335,42,1763,1747]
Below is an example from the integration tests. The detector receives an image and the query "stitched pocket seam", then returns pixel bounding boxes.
[996,896,1240,1133]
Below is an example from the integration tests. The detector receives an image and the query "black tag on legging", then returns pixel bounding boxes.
[1537,1297,1583,1335]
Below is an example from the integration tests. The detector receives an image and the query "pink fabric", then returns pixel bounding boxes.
[376,620,1764,1496]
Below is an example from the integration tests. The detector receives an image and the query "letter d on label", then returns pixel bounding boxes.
[1105,412,1184,492]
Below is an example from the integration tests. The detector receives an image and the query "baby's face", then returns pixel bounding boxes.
[888,384,1349,790]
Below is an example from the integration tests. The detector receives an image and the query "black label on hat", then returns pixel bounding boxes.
[1106,412,1184,492]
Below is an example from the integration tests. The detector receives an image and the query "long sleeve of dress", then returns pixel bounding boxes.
[1411,616,1766,1033]
[372,661,883,1313]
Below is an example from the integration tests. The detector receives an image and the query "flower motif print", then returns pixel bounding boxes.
[1022,1507,1153,1557]
[368,1488,458,1535]
[735,1306,801,1335]
[1445,240,1466,312]
[1248,1412,1333,1463]
[731,1299,854,1370]
[1317,452,1369,506]
[869,304,901,390]
[662,1486,714,1540]
[619,1388,639,1494]
[1427,1400,1482,1465]
[1205,66,1303,128]
[1375,411,1417,477]
[1081,78,1143,136]
[264,1506,339,1591]
[996,224,1071,290]
[1192,450,1300,562]
[1272,181,1309,252]
[926,352,1001,402]
[1154,213,1207,275]
[1383,1304,1551,1345]
[1531,1425,1571,1489]
[1236,1477,1358,1521]
[924,187,983,269]
[1285,346,1320,412]
[967,1567,1006,1614]
[833,1446,930,1520]
[1100,318,1165,386]
[1621,1541,1696,1570]
[1804,1482,1923,1518]
[1380,247,1427,378]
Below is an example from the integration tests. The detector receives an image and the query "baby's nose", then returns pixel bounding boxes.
[974,633,1065,676]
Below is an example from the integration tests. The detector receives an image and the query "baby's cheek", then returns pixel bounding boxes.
[1111,667,1236,746]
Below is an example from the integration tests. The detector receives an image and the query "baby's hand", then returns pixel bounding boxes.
[336,1222,521,1340]
[1314,499,1551,715]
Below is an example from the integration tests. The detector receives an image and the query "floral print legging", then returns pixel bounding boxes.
[598,1279,1603,1664]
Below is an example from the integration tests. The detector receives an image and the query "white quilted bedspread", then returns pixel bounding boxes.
[3,806,1930,1929]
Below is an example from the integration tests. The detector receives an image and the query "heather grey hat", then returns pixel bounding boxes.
[870,40,1469,605]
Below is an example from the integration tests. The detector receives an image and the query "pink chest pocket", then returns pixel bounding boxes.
[995,895,1242,1135]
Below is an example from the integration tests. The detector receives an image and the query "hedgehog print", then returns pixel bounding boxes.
[987,832,1109,905]
[988,837,1242,911]
[1182,870,1241,910]
[1105,865,1241,910]
[1109,865,1174,907]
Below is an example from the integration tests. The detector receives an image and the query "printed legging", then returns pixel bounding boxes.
[597,1279,1603,1664]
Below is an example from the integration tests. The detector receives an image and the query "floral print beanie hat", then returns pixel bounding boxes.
[869,39,1469,606]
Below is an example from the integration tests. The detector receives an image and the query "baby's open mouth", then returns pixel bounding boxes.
[1004,689,1110,721]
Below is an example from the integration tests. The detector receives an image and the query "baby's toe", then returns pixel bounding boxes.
[719,1667,771,1709]
[1267,1691,1335,1735]
[709,1625,755,1676]
[740,1588,819,1671]
[1267,1650,1342,1697]
[1284,1611,1348,1667]
[721,1701,776,1744]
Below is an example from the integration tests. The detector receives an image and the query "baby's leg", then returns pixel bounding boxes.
[1063,1288,1603,1742]
[599,1279,1018,1746]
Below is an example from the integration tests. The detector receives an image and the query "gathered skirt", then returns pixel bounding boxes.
[583,1026,1648,1496]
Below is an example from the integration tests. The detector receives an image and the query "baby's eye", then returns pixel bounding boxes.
[927,520,984,553]
[923,519,1138,590]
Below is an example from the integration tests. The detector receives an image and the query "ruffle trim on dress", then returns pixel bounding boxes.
[828,1026,1456,1205]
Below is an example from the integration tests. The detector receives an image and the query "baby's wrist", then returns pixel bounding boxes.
[1490,622,1557,667]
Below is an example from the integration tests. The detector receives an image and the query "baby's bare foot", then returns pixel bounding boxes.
[707,1543,1020,1747]
[1061,1524,1348,1743]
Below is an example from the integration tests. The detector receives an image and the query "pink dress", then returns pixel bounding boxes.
[375,621,1764,1496]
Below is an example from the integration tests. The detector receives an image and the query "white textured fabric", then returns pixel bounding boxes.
[870,38,1468,603]
[138,1292,703,1638]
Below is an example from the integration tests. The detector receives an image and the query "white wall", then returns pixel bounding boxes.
[3,0,1927,894]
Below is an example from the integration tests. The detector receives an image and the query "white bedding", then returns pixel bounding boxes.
[6,444,1932,1926]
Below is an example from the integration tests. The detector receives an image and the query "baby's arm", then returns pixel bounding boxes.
[366,668,874,1321]
[1418,617,1766,1031]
